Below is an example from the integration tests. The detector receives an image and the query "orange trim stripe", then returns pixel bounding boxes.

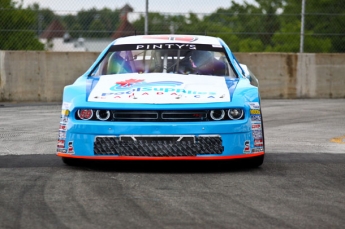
[56,152,264,161]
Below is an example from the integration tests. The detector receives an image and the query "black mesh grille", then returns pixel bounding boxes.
[114,111,158,120]
[94,136,224,156]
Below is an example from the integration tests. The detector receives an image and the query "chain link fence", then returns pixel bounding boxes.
[1,0,344,52]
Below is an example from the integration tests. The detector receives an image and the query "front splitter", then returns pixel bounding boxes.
[56,152,264,161]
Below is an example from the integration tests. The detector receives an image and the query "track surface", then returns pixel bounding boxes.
[0,100,344,229]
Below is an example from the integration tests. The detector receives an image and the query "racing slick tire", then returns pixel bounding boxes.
[248,155,264,167]
[62,157,80,166]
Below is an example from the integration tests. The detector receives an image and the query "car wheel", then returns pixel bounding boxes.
[61,157,79,166]
[248,155,264,167]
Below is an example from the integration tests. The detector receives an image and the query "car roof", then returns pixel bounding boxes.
[113,35,222,46]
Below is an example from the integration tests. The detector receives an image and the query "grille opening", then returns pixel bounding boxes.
[114,111,158,120]
[161,111,207,120]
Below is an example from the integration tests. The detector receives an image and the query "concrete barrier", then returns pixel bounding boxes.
[0,51,99,102]
[0,51,344,102]
[235,53,345,99]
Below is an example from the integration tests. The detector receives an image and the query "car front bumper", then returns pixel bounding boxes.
[57,118,264,160]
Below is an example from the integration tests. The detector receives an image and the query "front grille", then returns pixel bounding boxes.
[112,110,208,121]
[114,111,158,120]
[161,111,207,120]
[94,135,224,156]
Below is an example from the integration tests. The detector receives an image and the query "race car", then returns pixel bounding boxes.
[57,34,265,167]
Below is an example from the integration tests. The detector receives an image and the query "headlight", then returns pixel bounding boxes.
[77,109,93,120]
[96,110,111,121]
[228,108,244,120]
[210,110,225,121]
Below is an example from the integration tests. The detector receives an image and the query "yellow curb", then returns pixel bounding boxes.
[331,136,345,144]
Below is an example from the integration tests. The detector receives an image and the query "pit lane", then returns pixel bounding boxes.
[0,99,344,229]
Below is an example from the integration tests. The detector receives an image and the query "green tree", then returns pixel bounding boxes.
[68,23,83,39]
[26,3,55,37]
[132,12,172,34]
[205,0,283,49]
[61,7,120,39]
[97,8,120,37]
[266,19,332,53]
[0,0,44,50]
[283,0,345,52]
[238,38,264,52]
[89,18,106,38]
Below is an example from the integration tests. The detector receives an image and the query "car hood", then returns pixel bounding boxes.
[86,73,238,104]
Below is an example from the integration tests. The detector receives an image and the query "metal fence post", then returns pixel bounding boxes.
[145,0,149,35]
[300,0,306,53]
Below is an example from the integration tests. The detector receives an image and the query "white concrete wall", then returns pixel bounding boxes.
[235,53,345,99]
[0,51,344,102]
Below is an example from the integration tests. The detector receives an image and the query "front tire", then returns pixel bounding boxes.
[247,155,264,167]
[61,157,80,166]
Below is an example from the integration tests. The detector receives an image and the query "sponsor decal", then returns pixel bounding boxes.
[57,148,67,153]
[251,115,261,122]
[212,44,222,48]
[251,124,261,130]
[58,131,66,139]
[135,43,197,50]
[62,102,71,110]
[252,130,263,139]
[57,140,65,148]
[250,109,261,115]
[61,109,70,116]
[248,102,260,109]
[68,141,74,154]
[59,124,67,131]
[254,139,264,147]
[251,147,264,153]
[88,74,231,104]
[60,116,69,124]
[109,79,184,92]
[244,140,250,153]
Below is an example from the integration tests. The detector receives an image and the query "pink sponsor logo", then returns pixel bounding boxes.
[254,139,263,147]
[252,124,261,130]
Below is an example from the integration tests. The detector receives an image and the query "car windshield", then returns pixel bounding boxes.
[90,43,237,78]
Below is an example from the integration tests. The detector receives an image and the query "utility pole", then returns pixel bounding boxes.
[145,0,149,35]
[300,0,306,53]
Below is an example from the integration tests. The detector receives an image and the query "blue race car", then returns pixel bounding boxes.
[57,35,265,166]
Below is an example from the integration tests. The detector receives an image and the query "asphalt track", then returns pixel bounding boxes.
[0,99,344,229]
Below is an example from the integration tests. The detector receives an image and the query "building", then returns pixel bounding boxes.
[39,4,137,52]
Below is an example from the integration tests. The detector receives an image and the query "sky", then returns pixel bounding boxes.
[22,0,256,14]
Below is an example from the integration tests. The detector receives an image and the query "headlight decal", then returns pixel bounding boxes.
[77,109,94,120]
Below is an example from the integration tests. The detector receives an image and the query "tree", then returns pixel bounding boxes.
[282,0,344,52]
[26,3,55,37]
[265,21,332,52]
[89,18,106,38]
[132,12,172,34]
[60,7,120,39]
[205,0,283,47]
[0,0,44,50]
